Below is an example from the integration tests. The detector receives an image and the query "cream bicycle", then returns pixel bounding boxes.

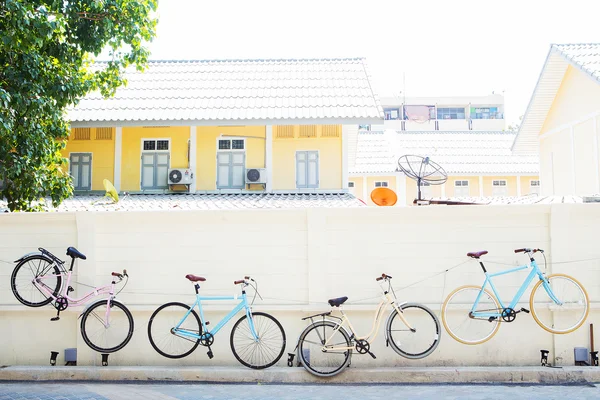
[295,273,441,377]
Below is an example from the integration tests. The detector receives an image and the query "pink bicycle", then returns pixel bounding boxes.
[10,247,134,353]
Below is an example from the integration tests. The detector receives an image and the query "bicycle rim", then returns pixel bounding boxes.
[11,256,61,307]
[80,300,134,353]
[387,303,441,359]
[530,274,590,334]
[298,321,352,377]
[148,302,201,359]
[230,312,286,369]
[442,285,501,345]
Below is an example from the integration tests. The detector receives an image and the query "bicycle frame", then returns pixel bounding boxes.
[319,287,414,352]
[35,264,116,307]
[173,292,259,342]
[472,258,561,319]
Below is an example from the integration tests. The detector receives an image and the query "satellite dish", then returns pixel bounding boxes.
[102,179,119,203]
[371,187,398,206]
[397,155,447,201]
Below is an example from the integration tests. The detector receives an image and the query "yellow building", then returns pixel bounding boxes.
[61,58,382,198]
[513,43,600,197]
[349,130,539,206]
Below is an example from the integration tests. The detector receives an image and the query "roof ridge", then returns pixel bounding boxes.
[93,57,368,64]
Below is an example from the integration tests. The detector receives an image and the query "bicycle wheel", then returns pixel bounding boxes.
[442,285,501,345]
[230,312,286,369]
[297,320,352,377]
[530,274,590,334]
[80,299,134,353]
[386,303,441,359]
[148,302,201,359]
[11,255,62,307]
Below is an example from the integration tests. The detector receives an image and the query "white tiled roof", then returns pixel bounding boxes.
[350,131,396,174]
[350,131,539,175]
[512,43,600,154]
[554,43,600,82]
[68,58,383,126]
[0,193,365,213]
[423,194,588,205]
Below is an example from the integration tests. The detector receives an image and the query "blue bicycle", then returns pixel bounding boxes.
[147,275,286,369]
[442,248,589,345]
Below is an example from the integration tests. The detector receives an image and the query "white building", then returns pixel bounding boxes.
[367,94,506,132]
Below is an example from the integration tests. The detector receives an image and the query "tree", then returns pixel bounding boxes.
[507,115,524,132]
[0,0,157,211]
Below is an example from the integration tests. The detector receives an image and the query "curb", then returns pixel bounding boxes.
[1,366,600,384]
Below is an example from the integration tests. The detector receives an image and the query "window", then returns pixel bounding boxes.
[73,128,91,140]
[141,139,170,190]
[296,151,319,189]
[275,125,294,139]
[404,105,435,121]
[492,180,507,197]
[321,125,340,138]
[70,153,92,191]
[437,108,466,120]
[530,180,540,195]
[374,181,388,188]
[95,128,113,140]
[384,108,401,120]
[358,125,371,131]
[299,125,317,138]
[454,180,470,197]
[470,107,503,120]
[217,138,245,189]
[348,182,355,188]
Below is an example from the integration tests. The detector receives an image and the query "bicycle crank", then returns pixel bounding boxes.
[355,339,376,359]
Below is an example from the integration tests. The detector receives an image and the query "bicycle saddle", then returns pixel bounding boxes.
[185,274,206,282]
[467,250,488,259]
[66,247,87,260]
[328,296,348,307]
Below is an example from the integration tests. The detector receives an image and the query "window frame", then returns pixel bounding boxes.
[69,152,93,191]
[437,107,466,120]
[295,150,319,189]
[492,180,508,197]
[530,180,541,195]
[141,138,171,190]
[384,108,401,120]
[216,137,246,190]
[454,180,470,196]
[374,181,389,188]
[348,182,355,188]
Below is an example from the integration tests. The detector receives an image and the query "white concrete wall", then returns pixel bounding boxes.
[1,205,599,368]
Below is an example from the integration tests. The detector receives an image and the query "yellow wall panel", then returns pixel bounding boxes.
[272,125,342,190]
[196,126,266,191]
[62,128,115,191]
[121,126,189,191]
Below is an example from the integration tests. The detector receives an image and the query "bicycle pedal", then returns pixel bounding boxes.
[50,317,60,321]
[520,308,530,314]
[368,352,376,359]
[488,316,497,322]
[207,350,214,359]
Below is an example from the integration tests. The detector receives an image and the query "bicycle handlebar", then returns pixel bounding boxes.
[234,276,252,285]
[514,248,544,254]
[376,273,393,281]
[111,269,128,279]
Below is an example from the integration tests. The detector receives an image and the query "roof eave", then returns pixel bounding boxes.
[69,117,384,128]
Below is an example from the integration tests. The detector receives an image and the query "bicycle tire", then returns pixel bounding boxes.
[148,302,201,359]
[386,303,441,359]
[230,312,286,369]
[11,255,62,307]
[441,285,502,345]
[530,273,590,334]
[297,320,352,377]
[80,299,134,353]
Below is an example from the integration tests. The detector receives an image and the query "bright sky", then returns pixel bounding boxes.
[147,0,600,125]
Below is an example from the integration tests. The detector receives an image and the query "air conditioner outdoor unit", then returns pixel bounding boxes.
[245,168,267,184]
[168,168,194,185]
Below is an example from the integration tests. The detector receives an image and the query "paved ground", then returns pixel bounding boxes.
[1,382,600,400]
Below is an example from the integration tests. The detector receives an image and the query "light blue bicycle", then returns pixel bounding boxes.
[442,248,589,345]
[148,274,286,369]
